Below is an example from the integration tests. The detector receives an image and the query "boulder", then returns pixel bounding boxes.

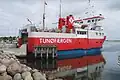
[21,71,31,79]
[7,62,22,76]
[21,64,32,72]
[0,58,15,67]
[32,72,46,80]
[31,69,39,73]
[1,72,7,76]
[0,50,4,53]
[13,73,22,80]
[11,54,17,59]
[0,74,12,80]
[24,75,33,80]
[0,76,4,80]
[6,75,12,80]
[0,64,7,74]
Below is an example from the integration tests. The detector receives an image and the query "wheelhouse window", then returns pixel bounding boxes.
[74,21,77,23]
[87,20,91,23]
[96,32,98,35]
[77,31,87,35]
[80,21,83,24]
[74,21,79,24]
[77,31,80,34]
[95,19,97,22]
[98,19,101,21]
[22,29,27,33]
[102,33,104,35]
[30,26,38,32]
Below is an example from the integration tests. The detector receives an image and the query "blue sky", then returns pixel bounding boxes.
[0,0,120,39]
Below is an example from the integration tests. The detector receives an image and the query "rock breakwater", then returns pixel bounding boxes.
[0,50,46,80]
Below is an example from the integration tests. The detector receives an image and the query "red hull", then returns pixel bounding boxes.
[27,37,105,53]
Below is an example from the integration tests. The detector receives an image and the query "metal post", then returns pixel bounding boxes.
[41,48,43,58]
[46,48,49,59]
[52,59,54,69]
[46,59,48,69]
[34,48,37,58]
[86,26,89,80]
[52,48,55,58]
[41,60,43,69]
[74,72,78,80]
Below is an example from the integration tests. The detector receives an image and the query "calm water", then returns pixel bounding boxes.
[101,41,120,80]
[19,41,120,80]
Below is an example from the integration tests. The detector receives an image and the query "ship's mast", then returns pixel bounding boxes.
[43,0,47,31]
[86,0,90,80]
[59,0,62,18]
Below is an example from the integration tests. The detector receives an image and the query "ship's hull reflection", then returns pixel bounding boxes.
[22,52,105,80]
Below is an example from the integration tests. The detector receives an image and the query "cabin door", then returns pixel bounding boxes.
[21,32,28,44]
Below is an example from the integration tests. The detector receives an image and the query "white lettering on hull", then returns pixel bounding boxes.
[40,38,72,43]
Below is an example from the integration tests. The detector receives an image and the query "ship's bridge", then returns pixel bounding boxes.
[73,15,104,31]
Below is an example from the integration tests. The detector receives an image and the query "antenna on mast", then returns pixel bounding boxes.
[27,18,32,24]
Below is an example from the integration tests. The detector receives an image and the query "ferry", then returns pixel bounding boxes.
[17,0,106,59]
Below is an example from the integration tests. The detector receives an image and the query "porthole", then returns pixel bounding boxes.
[92,19,94,22]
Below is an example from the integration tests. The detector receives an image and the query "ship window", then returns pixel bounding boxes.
[98,19,101,21]
[95,19,97,22]
[22,29,27,32]
[96,32,98,35]
[77,31,87,35]
[77,31,80,34]
[80,21,83,23]
[74,21,77,23]
[87,20,91,23]
[77,22,79,23]
[92,19,94,22]
[102,33,104,35]
[99,33,101,35]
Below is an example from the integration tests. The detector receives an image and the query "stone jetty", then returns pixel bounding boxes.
[0,50,46,80]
